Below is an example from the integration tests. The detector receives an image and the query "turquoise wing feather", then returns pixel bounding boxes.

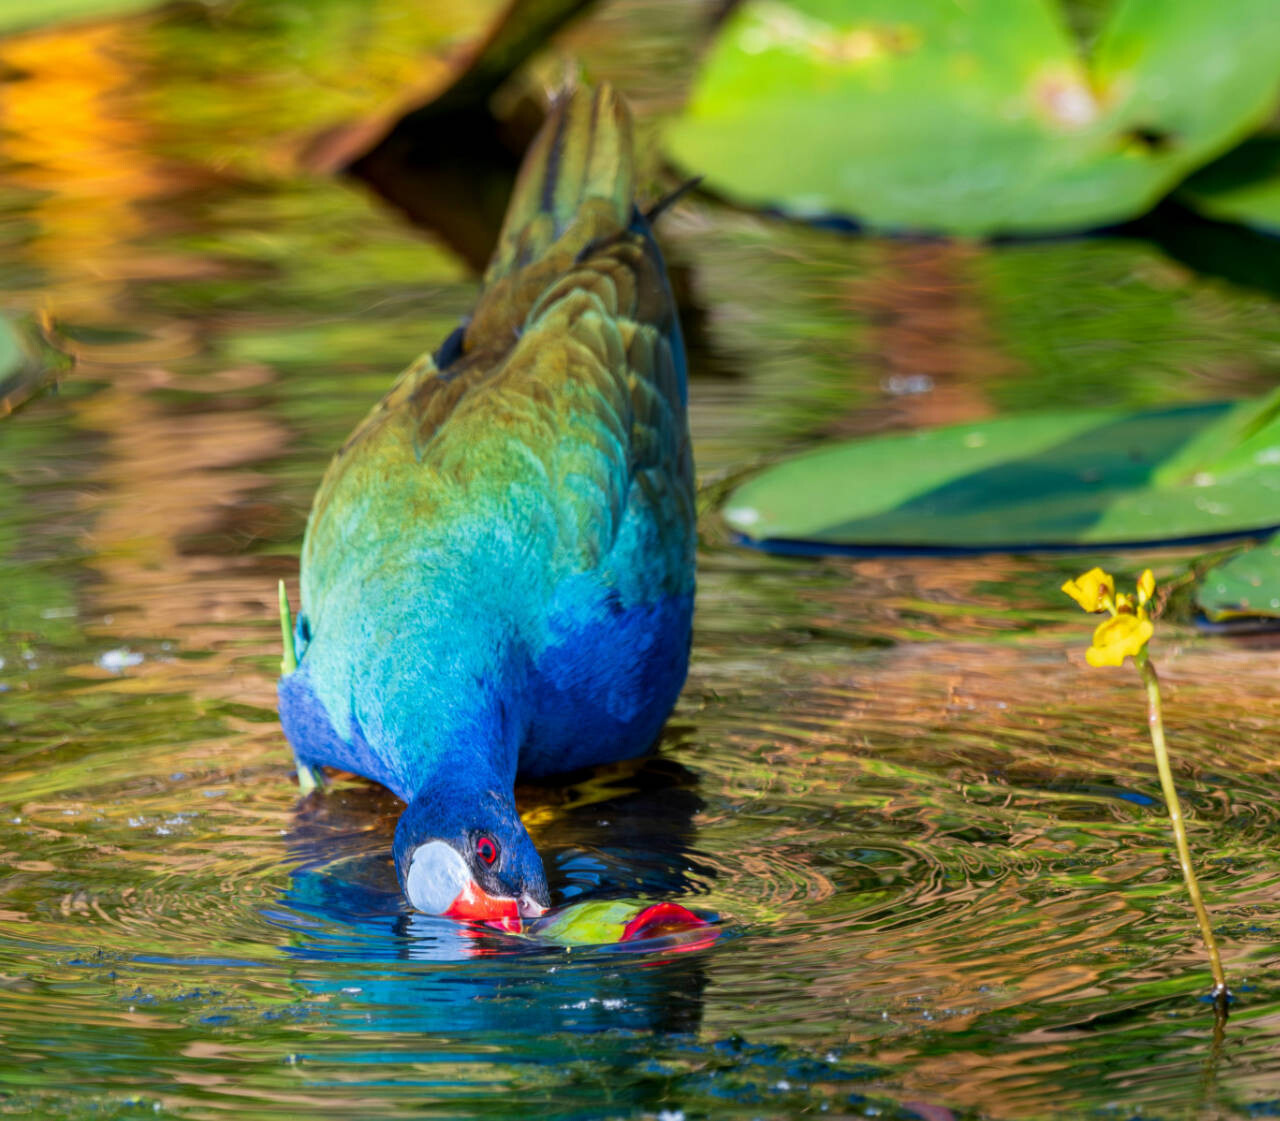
[283,84,694,802]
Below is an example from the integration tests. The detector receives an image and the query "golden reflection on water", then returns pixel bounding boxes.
[72,369,286,706]
[839,241,1001,438]
[0,23,165,322]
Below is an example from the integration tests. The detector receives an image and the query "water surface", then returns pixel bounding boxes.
[4,3,1280,1118]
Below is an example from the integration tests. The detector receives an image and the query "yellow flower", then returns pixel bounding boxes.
[1137,568,1155,607]
[1085,613,1153,667]
[1064,567,1157,667]
[1062,567,1114,613]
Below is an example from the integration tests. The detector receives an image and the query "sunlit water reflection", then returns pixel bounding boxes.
[3,3,1280,1119]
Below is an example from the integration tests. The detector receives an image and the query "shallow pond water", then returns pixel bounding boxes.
[4,3,1280,1119]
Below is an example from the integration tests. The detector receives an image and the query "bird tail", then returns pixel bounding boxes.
[481,82,634,290]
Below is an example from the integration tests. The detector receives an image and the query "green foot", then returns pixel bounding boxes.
[296,762,326,795]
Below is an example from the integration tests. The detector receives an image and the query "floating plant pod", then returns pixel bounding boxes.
[527,899,712,948]
[724,395,1280,554]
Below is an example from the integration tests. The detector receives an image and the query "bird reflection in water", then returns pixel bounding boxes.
[269,756,713,1037]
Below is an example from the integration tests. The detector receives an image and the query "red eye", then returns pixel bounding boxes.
[476,835,498,866]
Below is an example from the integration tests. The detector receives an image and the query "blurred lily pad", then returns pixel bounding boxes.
[0,0,158,35]
[1197,533,1280,621]
[723,394,1280,553]
[303,0,595,174]
[0,314,68,417]
[1179,136,1280,236]
[665,0,1280,236]
[147,0,511,176]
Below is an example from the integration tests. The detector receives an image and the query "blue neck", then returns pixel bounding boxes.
[386,714,544,899]
[280,557,557,906]
[366,666,524,805]
[293,576,532,803]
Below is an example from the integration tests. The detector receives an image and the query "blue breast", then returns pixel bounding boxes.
[521,588,694,777]
[280,561,694,797]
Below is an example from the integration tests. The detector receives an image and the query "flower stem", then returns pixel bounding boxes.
[1135,650,1229,1017]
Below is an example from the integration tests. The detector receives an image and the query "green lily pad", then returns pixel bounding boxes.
[723,394,1280,552]
[665,0,1280,236]
[1197,533,1280,621]
[1179,136,1280,236]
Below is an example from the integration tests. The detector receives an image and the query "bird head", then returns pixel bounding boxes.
[393,788,549,931]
